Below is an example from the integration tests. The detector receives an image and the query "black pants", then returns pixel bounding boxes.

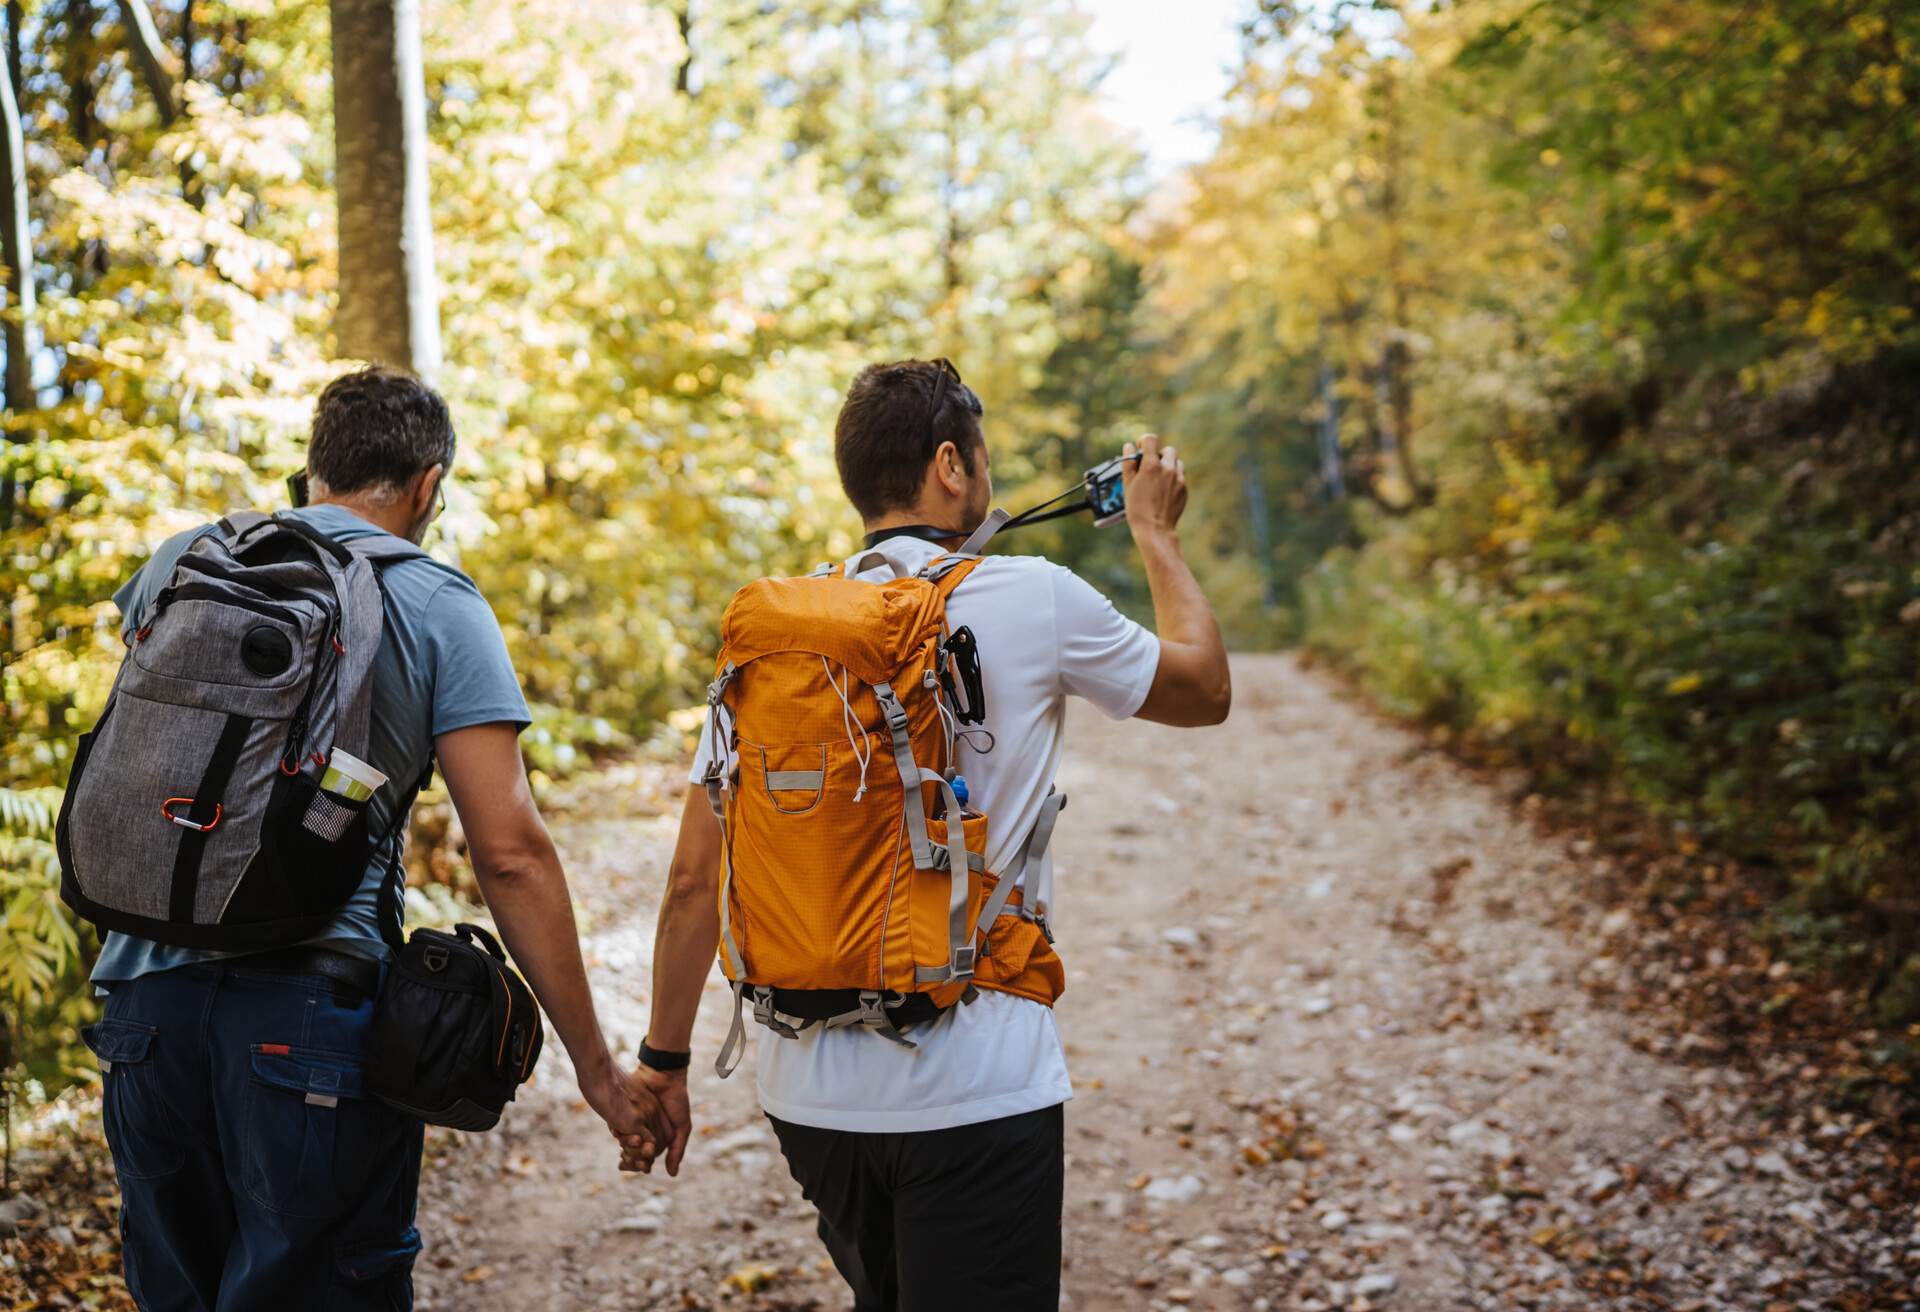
[769,1104,1064,1312]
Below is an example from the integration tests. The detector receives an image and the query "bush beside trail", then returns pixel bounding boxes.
[1303,361,1920,1030]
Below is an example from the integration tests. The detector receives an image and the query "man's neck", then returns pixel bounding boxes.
[863,511,967,549]
[311,495,415,541]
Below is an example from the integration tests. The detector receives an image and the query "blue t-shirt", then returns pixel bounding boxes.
[91,504,531,983]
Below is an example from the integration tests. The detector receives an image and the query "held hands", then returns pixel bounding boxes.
[1121,433,1188,542]
[579,1057,672,1173]
[616,1066,691,1178]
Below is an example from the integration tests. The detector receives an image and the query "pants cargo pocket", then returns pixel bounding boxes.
[81,1019,185,1181]
[242,1043,398,1220]
[332,1227,422,1311]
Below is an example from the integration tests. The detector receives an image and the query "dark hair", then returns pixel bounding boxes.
[307,366,455,497]
[833,360,984,520]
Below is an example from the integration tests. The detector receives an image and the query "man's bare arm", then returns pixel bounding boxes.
[435,723,665,1149]
[645,785,724,1052]
[1124,434,1232,727]
[619,785,724,1177]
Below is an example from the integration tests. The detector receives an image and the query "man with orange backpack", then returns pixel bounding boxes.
[627,358,1230,1310]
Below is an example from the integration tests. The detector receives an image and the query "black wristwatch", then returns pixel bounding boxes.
[638,1040,691,1073]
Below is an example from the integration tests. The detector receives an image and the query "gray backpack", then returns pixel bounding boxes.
[57,511,424,950]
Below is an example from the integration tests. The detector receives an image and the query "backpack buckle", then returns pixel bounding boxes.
[422,945,450,973]
[750,987,798,1039]
[877,692,909,733]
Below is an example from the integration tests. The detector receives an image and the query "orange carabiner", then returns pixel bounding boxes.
[161,797,223,832]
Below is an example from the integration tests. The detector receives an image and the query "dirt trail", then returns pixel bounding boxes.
[413,654,1905,1311]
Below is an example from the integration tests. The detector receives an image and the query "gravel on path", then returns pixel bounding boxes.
[412,653,1912,1311]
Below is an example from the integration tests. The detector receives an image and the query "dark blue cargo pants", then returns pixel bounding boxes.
[83,962,424,1311]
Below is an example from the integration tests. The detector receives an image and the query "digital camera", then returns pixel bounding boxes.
[1085,454,1137,527]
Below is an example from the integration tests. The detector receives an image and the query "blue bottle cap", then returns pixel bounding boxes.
[950,774,969,807]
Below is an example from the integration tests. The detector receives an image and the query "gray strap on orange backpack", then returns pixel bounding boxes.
[913,767,978,986]
[956,508,1009,556]
[910,511,1008,585]
[872,682,937,871]
[716,982,749,1078]
[700,663,737,821]
[823,990,917,1049]
[970,788,1066,948]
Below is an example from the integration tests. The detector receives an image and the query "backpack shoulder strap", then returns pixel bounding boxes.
[956,508,1010,556]
[216,509,274,542]
[256,513,385,767]
[920,554,984,600]
[844,548,911,578]
[373,755,436,953]
[344,533,429,569]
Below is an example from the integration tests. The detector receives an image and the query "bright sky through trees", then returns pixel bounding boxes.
[1085,0,1241,173]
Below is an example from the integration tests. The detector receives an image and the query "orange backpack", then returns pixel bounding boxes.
[700,531,1067,1076]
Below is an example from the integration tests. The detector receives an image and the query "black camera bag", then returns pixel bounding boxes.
[365,922,544,1130]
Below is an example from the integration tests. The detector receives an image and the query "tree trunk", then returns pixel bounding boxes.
[1238,440,1277,608]
[0,3,34,419]
[63,0,108,367]
[1376,66,1430,507]
[1316,358,1345,500]
[118,0,177,125]
[938,0,961,303]
[177,1,202,205]
[328,0,441,375]
[0,0,33,546]
[675,2,693,96]
[5,1,19,126]
[67,0,99,154]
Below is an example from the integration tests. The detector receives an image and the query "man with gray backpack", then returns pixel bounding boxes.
[59,366,668,1308]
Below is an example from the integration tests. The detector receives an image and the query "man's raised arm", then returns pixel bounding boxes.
[1124,433,1233,727]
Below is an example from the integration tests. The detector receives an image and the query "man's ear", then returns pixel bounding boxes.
[931,441,968,497]
[413,463,445,516]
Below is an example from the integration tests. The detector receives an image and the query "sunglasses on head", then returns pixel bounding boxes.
[925,358,983,452]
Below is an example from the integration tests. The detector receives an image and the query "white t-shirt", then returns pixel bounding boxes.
[689,535,1159,1132]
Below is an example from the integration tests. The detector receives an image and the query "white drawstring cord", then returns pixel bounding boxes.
[935,691,960,768]
[823,658,873,801]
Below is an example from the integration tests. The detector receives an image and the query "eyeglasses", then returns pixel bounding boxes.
[283,466,449,520]
[925,358,982,453]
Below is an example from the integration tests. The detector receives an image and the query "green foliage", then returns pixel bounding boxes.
[0,788,78,1004]
[1303,368,1920,987]
[1156,0,1920,1015]
[0,787,95,1093]
[12,0,1914,1087]
[0,0,1146,1093]
[1457,0,1920,368]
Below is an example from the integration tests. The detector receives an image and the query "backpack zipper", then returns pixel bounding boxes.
[174,554,329,606]
[279,620,335,772]
[492,962,514,1072]
[157,584,306,629]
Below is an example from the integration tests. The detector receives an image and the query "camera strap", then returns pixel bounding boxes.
[860,468,1102,552]
[1000,481,1094,532]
